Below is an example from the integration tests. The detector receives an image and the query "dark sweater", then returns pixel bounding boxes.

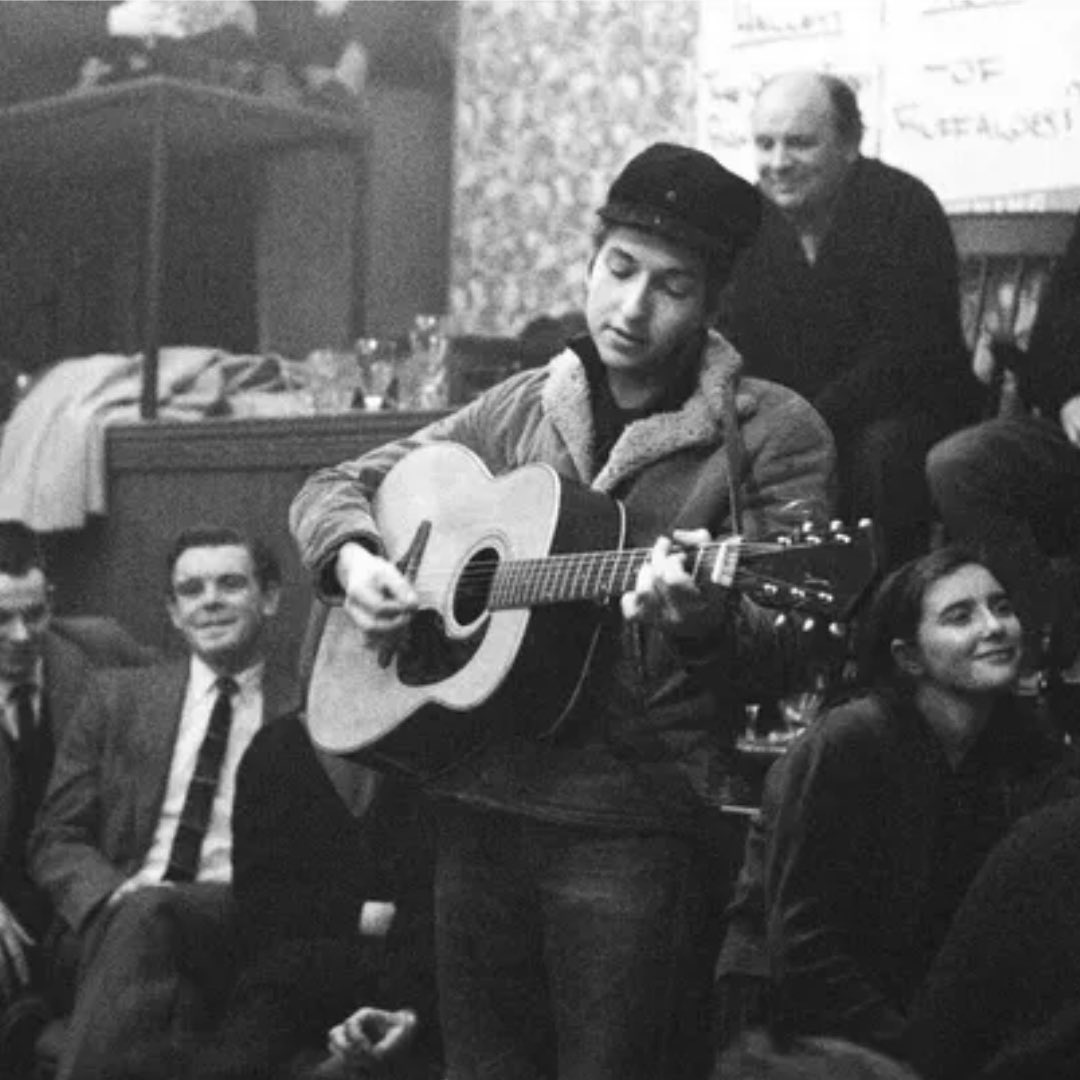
[764,690,1078,1057]
[728,157,978,442]
[1022,209,1080,417]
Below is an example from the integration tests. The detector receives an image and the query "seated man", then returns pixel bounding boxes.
[30,524,299,1080]
[727,71,978,570]
[0,522,155,1073]
[189,706,437,1080]
[928,207,1080,677]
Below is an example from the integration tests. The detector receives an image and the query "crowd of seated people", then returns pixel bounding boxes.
[2,61,1080,1080]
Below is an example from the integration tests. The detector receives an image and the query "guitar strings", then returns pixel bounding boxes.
[397,540,823,593]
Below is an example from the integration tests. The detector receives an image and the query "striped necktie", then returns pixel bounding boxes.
[163,675,238,883]
[8,683,36,753]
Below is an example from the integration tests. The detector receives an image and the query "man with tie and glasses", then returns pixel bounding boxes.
[30,524,299,1080]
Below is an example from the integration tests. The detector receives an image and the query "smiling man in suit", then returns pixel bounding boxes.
[30,524,299,1080]
[291,143,835,1080]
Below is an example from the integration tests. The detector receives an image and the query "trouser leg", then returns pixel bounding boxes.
[435,806,737,1080]
[57,882,234,1080]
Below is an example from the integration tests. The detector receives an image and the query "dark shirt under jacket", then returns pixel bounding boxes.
[764,689,1078,1058]
[727,157,978,442]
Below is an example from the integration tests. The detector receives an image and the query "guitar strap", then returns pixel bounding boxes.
[601,374,753,836]
[721,376,745,534]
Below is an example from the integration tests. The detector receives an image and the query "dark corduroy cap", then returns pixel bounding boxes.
[597,142,762,262]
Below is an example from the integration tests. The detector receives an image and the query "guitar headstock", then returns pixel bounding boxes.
[735,519,880,624]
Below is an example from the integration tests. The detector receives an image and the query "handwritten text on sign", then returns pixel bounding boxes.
[697,0,1080,210]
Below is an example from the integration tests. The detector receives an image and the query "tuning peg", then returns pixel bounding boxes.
[801,616,816,633]
[773,612,788,628]
[828,621,847,638]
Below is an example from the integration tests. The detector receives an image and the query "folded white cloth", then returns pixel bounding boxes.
[0,347,304,531]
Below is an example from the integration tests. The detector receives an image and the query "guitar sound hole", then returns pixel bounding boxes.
[454,547,498,626]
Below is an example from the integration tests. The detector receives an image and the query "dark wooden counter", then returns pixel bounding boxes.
[48,411,437,683]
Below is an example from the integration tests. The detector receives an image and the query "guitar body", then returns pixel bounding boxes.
[307,443,626,779]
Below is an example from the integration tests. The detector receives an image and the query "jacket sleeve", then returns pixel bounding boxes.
[764,720,907,1053]
[29,674,128,934]
[365,782,438,1030]
[232,720,369,954]
[681,385,837,697]
[289,379,529,599]
[812,177,970,436]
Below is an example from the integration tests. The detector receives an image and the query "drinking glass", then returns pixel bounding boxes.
[403,313,449,410]
[356,337,399,411]
[307,349,360,414]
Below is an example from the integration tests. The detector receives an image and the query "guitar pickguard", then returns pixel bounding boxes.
[396,608,488,688]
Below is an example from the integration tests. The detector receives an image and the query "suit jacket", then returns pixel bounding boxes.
[0,631,101,928]
[29,658,300,936]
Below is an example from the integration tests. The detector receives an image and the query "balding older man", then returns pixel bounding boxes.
[727,71,979,570]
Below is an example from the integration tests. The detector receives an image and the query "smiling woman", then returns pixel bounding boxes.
[745,544,1080,1057]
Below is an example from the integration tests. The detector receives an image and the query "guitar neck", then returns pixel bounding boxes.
[488,539,740,610]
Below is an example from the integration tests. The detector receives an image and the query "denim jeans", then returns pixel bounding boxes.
[435,806,735,1080]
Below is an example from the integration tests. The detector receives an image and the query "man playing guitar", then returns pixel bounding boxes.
[291,142,836,1080]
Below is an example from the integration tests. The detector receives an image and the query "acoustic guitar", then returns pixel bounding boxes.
[306,441,877,780]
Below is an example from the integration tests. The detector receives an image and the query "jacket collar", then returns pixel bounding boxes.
[540,329,749,493]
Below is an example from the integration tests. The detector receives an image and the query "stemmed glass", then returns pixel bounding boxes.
[405,313,449,409]
[355,338,399,411]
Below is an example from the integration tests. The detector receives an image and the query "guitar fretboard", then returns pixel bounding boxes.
[487,540,741,609]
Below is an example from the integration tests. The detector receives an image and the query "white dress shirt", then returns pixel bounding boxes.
[140,655,265,884]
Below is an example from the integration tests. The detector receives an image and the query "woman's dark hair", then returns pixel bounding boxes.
[165,524,281,596]
[856,544,996,690]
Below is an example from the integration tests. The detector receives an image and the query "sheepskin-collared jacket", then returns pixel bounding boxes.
[290,332,835,835]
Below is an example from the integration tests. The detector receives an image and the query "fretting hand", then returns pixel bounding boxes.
[621,529,727,638]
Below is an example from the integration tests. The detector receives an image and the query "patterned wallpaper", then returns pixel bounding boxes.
[450,0,700,335]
